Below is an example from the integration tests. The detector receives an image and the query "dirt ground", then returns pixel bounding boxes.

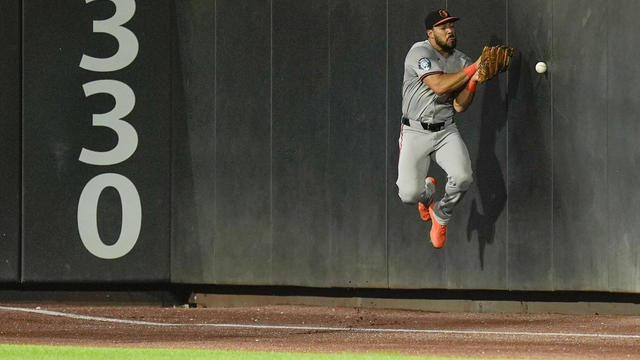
[0,303,640,359]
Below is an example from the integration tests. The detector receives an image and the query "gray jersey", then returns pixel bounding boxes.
[402,40,472,124]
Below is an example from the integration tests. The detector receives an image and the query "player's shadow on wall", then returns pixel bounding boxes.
[465,44,511,269]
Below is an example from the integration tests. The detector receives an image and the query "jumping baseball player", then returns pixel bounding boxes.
[396,9,512,249]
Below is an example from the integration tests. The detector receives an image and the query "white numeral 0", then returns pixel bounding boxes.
[80,79,138,165]
[80,0,138,72]
[78,173,142,259]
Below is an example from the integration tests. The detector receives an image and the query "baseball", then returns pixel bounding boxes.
[535,61,547,74]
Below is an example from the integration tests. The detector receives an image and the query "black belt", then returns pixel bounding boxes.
[402,117,452,132]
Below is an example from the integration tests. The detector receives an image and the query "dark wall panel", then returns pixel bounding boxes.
[271,0,332,286]
[506,0,553,290]
[444,0,508,289]
[607,0,640,292]
[166,0,640,291]
[171,0,216,283]
[0,0,21,282]
[387,0,448,289]
[22,0,171,281]
[327,0,388,287]
[552,0,608,290]
[213,0,273,284]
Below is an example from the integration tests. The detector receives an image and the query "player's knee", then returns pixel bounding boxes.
[450,172,473,192]
[397,188,420,204]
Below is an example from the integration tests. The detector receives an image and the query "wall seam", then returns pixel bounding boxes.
[327,0,333,283]
[168,0,174,282]
[19,0,24,283]
[505,0,510,290]
[269,0,274,283]
[385,0,389,289]
[605,0,610,290]
[213,0,218,282]
[550,0,555,291]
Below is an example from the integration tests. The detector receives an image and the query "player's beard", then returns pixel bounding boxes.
[435,34,456,53]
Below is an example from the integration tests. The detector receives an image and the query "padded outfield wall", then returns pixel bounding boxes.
[2,0,638,292]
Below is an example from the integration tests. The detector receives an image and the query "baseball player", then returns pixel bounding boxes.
[396,9,480,249]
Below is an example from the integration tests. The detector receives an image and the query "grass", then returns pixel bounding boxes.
[0,344,527,360]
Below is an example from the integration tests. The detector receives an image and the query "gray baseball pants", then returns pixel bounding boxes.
[396,121,473,225]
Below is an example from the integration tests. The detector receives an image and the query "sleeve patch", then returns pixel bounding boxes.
[418,57,431,71]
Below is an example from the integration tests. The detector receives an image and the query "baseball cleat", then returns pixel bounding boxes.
[418,177,437,221]
[418,202,430,221]
[428,203,447,248]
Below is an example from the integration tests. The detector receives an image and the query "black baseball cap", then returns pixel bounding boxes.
[425,9,460,29]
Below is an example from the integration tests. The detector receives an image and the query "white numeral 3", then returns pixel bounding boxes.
[79,79,138,165]
[80,0,138,72]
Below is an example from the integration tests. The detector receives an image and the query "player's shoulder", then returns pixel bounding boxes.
[407,41,439,58]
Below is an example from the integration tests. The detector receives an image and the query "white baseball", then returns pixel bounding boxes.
[535,61,547,74]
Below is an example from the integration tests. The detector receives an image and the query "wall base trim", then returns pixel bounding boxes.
[191,292,640,315]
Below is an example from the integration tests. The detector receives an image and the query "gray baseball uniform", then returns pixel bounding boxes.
[402,40,472,123]
[396,40,474,226]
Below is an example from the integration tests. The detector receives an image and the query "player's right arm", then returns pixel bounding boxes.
[422,72,471,96]
[422,56,480,96]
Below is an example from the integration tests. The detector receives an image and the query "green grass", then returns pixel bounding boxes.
[0,344,527,360]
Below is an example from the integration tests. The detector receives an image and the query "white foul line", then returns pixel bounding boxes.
[1,305,639,340]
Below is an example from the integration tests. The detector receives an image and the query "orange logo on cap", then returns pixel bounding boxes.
[439,9,449,17]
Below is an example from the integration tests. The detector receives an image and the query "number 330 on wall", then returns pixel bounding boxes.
[77,0,141,260]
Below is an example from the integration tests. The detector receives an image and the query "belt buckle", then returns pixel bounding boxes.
[424,122,444,132]
[403,118,447,132]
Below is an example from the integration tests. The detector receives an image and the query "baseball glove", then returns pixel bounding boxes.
[476,45,514,83]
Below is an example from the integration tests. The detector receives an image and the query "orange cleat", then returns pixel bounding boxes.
[418,202,430,221]
[428,203,447,248]
[418,177,437,221]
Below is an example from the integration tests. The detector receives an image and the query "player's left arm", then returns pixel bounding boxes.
[453,72,477,113]
[453,57,479,113]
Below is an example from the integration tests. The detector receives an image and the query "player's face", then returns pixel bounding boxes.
[430,22,456,52]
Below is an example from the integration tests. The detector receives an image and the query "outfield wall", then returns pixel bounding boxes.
[2,0,639,293]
